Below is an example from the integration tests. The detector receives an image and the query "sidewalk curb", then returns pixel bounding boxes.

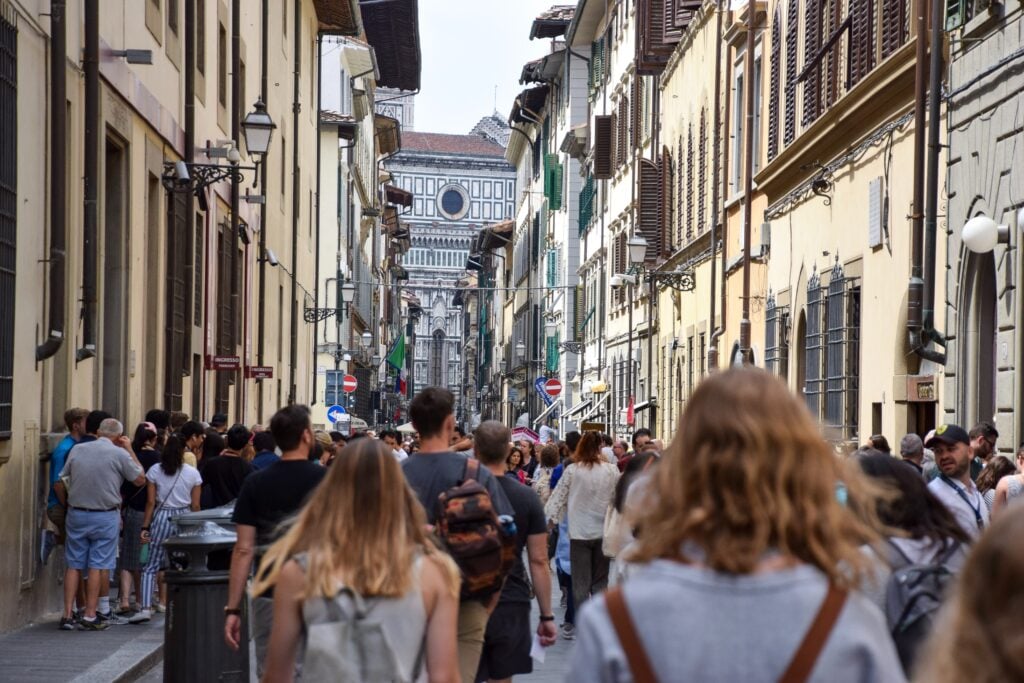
[69,627,164,683]
[114,642,163,683]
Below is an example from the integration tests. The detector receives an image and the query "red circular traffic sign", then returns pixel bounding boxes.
[544,378,562,396]
[342,374,358,393]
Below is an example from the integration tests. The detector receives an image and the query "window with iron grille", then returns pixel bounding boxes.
[804,271,824,417]
[0,13,16,437]
[784,0,799,145]
[768,7,782,161]
[764,295,790,378]
[823,265,860,440]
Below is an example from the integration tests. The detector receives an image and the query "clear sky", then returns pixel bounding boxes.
[414,0,565,135]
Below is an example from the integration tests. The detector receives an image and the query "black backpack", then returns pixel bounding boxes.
[883,539,960,675]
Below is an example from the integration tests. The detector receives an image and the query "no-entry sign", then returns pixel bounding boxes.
[544,378,562,396]
[342,374,358,393]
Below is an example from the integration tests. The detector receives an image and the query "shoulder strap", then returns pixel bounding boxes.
[463,457,479,484]
[778,584,847,683]
[605,587,658,683]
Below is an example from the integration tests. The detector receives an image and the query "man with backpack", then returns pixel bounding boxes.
[401,387,513,683]
[474,420,557,681]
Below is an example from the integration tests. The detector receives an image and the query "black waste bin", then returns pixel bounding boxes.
[162,519,249,683]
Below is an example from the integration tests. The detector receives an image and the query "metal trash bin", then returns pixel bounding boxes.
[162,519,249,683]
[173,502,237,533]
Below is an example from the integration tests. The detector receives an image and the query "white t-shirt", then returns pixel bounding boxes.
[928,475,989,540]
[393,447,408,461]
[146,463,203,509]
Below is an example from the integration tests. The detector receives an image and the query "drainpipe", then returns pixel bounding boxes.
[232,0,241,418]
[738,0,757,364]
[312,33,322,405]
[77,0,98,362]
[920,0,947,363]
[184,0,196,402]
[257,0,269,419]
[288,0,300,405]
[38,0,67,361]
[708,0,726,370]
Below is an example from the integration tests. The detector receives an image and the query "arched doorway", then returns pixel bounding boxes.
[959,251,997,426]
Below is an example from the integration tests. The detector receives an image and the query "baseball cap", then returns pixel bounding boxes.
[210,413,228,427]
[925,424,970,448]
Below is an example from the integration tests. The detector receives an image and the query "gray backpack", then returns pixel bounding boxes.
[296,554,425,682]
[884,540,960,674]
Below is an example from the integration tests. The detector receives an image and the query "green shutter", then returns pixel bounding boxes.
[546,333,560,373]
[551,162,563,211]
[578,175,594,236]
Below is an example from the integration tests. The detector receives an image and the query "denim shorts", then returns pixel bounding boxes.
[65,508,120,570]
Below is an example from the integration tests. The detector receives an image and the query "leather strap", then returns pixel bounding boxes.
[605,587,658,683]
[778,584,848,683]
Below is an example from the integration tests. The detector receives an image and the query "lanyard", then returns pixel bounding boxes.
[940,475,984,530]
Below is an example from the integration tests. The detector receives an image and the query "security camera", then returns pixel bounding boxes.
[174,160,190,182]
[265,248,279,267]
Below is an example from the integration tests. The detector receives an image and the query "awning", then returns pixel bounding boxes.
[530,5,575,39]
[533,398,563,427]
[340,40,377,78]
[579,393,609,422]
[361,0,421,91]
[562,399,592,419]
[374,114,401,156]
[475,219,514,251]
[313,0,360,35]
[319,110,358,140]
[385,184,413,207]
[520,49,566,84]
[633,398,657,413]
[509,85,550,125]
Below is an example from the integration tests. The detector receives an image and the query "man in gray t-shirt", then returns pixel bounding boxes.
[55,418,144,629]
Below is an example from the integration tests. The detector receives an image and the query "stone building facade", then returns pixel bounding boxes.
[943,3,1024,448]
[386,129,515,419]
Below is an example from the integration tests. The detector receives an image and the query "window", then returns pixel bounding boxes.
[765,295,790,378]
[733,43,762,192]
[167,0,179,35]
[196,0,206,75]
[698,109,707,233]
[731,65,744,193]
[430,330,445,386]
[676,136,684,246]
[768,8,782,161]
[784,0,799,145]
[804,272,824,417]
[280,135,286,197]
[686,125,694,240]
[849,0,876,87]
[880,0,908,59]
[0,14,16,436]
[218,23,227,107]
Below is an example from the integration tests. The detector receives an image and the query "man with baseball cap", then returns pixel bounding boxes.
[926,424,989,540]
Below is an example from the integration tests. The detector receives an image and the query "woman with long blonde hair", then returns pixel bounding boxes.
[913,506,1024,683]
[568,368,904,682]
[255,438,460,683]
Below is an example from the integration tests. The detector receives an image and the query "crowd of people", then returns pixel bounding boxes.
[43,368,1024,682]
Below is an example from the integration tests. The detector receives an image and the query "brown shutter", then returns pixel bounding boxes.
[881,0,908,58]
[618,97,629,167]
[639,158,662,262]
[660,146,673,255]
[768,8,782,161]
[631,77,642,150]
[784,0,799,145]
[593,114,614,179]
[824,0,840,108]
[698,109,707,232]
[164,190,188,410]
[685,124,694,241]
[676,136,684,246]
[802,0,822,126]
[637,0,678,74]
[849,0,876,86]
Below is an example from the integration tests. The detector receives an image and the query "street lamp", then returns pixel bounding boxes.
[303,275,356,322]
[515,340,526,363]
[241,99,276,157]
[361,331,372,347]
[544,316,558,336]
[961,214,1009,254]
[627,233,648,266]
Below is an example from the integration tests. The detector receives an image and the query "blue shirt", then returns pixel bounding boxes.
[251,450,280,471]
[48,434,78,508]
[550,462,565,489]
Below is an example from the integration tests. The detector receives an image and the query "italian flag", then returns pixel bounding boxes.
[386,335,407,395]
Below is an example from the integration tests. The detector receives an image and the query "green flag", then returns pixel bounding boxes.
[386,334,406,371]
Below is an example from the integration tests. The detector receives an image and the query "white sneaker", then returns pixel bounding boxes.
[560,623,576,640]
[128,609,152,624]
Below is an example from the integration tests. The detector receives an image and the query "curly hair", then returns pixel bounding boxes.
[628,368,881,587]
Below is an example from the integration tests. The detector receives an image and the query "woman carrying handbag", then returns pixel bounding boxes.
[131,436,202,624]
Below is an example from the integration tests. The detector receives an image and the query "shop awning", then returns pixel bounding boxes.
[509,85,550,125]
[533,398,563,427]
[361,0,421,90]
[385,184,413,208]
[375,114,401,155]
[520,49,566,85]
[562,399,592,419]
[475,219,514,251]
[530,5,575,39]
[579,393,609,422]
[633,398,657,413]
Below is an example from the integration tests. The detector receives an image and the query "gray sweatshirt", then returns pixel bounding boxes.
[568,560,906,683]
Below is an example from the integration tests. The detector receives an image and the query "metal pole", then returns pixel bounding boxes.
[739,0,756,364]
[707,0,725,370]
[231,0,241,419]
[256,0,269,420]
[627,280,633,432]
[646,275,654,428]
[288,0,300,404]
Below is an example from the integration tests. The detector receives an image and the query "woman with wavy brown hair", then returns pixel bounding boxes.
[568,368,904,682]
[913,506,1024,683]
[255,438,460,683]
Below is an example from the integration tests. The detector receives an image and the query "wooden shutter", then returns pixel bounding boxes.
[784,0,799,145]
[823,0,840,108]
[849,0,876,87]
[685,124,694,241]
[593,114,614,179]
[676,136,684,246]
[881,0,908,58]
[660,146,674,255]
[802,0,822,126]
[638,0,677,74]
[617,97,629,167]
[164,190,188,410]
[631,77,641,150]
[698,110,707,233]
[638,159,662,262]
[768,8,782,161]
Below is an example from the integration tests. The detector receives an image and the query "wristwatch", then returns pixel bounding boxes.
[539,614,556,622]
[224,606,242,616]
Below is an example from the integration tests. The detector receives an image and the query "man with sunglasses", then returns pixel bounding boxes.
[967,421,999,482]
